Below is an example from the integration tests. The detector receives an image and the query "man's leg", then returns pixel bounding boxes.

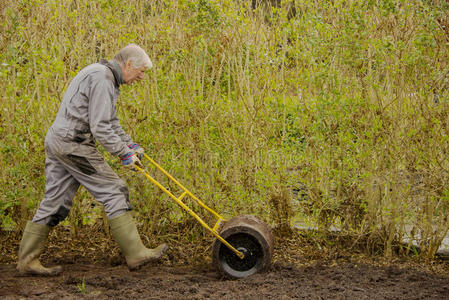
[51,143,168,270]
[108,212,168,270]
[33,155,80,225]
[55,146,132,218]
[17,154,79,275]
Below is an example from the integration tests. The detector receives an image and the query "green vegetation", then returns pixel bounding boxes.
[1,0,449,258]
[76,278,87,295]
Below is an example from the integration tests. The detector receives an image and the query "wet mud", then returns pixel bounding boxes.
[1,227,449,299]
[1,259,448,299]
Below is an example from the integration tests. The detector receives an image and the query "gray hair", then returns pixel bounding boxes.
[114,44,153,69]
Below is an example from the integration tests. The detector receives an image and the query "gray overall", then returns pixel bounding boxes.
[33,60,134,226]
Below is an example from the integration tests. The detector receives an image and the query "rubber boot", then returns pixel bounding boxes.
[109,212,168,270]
[17,221,63,276]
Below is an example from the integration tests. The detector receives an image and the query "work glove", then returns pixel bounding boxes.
[120,152,143,171]
[128,143,144,160]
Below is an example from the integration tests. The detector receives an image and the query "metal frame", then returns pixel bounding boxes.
[135,154,245,259]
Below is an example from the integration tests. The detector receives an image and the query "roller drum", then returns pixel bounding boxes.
[212,215,274,279]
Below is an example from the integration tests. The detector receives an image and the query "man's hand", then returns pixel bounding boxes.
[128,143,145,160]
[120,152,142,171]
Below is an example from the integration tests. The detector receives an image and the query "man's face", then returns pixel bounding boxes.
[122,60,147,85]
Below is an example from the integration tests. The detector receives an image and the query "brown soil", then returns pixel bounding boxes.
[1,259,449,299]
[1,227,449,299]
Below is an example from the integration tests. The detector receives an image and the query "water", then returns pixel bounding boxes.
[294,223,449,257]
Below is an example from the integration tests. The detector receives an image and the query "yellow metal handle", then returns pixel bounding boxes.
[143,154,222,219]
[134,155,245,259]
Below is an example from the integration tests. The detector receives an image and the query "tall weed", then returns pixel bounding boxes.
[0,0,448,257]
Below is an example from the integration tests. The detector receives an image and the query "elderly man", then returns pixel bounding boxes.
[17,44,168,275]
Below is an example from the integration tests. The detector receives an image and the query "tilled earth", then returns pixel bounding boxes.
[1,227,449,299]
[1,259,449,299]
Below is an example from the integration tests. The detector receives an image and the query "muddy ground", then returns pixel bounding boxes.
[1,259,449,299]
[1,228,449,299]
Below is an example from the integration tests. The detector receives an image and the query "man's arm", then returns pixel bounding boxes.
[111,106,133,145]
[88,78,131,157]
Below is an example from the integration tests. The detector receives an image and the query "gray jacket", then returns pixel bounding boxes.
[49,59,132,157]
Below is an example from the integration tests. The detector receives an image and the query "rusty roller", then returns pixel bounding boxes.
[212,215,274,279]
[136,155,274,278]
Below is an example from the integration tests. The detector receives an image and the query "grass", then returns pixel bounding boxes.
[76,278,87,295]
[1,0,449,258]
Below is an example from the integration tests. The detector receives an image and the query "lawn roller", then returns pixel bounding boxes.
[135,154,274,279]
